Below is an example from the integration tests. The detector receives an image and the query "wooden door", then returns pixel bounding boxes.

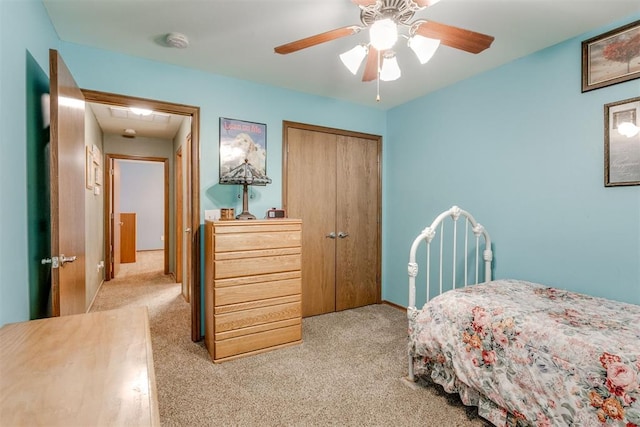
[284,122,381,317]
[285,127,337,317]
[111,159,122,278]
[120,213,136,263]
[49,50,86,316]
[335,135,380,310]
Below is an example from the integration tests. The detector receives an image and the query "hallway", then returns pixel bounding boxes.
[90,250,179,314]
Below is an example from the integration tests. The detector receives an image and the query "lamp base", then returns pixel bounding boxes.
[236,211,256,220]
[236,183,256,220]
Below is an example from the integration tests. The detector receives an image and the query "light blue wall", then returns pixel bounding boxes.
[119,160,165,251]
[0,0,386,325]
[0,0,60,325]
[1,1,638,326]
[56,42,388,222]
[384,15,640,307]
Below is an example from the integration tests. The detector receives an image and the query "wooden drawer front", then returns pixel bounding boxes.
[214,271,300,288]
[215,295,300,315]
[214,253,301,279]
[215,301,301,333]
[213,221,301,235]
[214,247,300,261]
[215,231,301,253]
[215,278,300,306]
[214,324,301,360]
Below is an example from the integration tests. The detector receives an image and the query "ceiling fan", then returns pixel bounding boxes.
[274,0,494,84]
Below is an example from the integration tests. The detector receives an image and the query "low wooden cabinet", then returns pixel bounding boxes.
[204,219,302,362]
[0,307,160,426]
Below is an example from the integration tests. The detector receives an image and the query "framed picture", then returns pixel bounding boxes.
[85,146,94,190]
[219,117,267,181]
[604,96,640,187]
[582,20,640,92]
[94,166,103,186]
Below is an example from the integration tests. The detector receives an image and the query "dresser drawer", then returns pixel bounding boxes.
[215,230,301,253]
[214,253,301,279]
[214,277,301,305]
[214,300,301,333]
[214,324,302,360]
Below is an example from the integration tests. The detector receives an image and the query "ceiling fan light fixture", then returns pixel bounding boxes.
[339,44,368,74]
[408,35,440,64]
[380,51,401,81]
[370,18,398,50]
[129,107,153,116]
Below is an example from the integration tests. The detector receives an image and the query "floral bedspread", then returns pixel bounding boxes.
[408,279,640,426]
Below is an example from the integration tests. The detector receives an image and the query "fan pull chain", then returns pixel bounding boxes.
[376,49,381,102]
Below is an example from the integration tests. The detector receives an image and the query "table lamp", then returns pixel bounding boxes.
[220,159,271,220]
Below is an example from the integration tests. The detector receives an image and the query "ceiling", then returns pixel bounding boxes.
[44,0,638,112]
[88,102,186,140]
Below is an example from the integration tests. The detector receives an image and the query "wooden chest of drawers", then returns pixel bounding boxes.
[204,219,302,362]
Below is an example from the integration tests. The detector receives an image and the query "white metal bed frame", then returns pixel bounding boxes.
[407,205,493,382]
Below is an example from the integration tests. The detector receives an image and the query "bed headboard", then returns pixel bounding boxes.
[407,206,493,309]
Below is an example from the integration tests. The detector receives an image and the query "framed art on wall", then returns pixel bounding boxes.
[85,146,94,190]
[582,20,640,92]
[219,117,267,181]
[604,96,640,187]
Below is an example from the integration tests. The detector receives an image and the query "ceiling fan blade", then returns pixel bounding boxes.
[414,21,494,54]
[352,0,377,6]
[362,47,380,82]
[413,0,440,6]
[274,26,361,55]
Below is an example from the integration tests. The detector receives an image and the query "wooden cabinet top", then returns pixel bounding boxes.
[0,307,160,426]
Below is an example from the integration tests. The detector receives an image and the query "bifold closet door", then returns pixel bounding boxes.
[286,128,337,317]
[335,135,379,311]
[285,123,381,318]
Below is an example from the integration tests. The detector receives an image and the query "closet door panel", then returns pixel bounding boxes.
[335,135,380,311]
[286,128,337,317]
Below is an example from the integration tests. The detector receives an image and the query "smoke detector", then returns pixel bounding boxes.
[123,128,136,138]
[165,32,189,49]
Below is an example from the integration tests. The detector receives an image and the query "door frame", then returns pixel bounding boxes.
[175,146,184,295]
[83,90,202,341]
[105,155,169,276]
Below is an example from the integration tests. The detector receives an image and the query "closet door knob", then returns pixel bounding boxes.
[326,232,336,239]
[338,232,349,238]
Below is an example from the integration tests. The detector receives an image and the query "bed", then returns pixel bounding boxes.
[406,206,640,427]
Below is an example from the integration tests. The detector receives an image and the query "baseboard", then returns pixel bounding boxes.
[381,300,406,311]
[86,279,105,313]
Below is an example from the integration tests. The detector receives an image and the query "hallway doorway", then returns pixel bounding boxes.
[83,90,202,341]
[107,156,169,279]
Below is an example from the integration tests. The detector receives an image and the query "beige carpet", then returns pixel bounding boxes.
[91,251,489,426]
